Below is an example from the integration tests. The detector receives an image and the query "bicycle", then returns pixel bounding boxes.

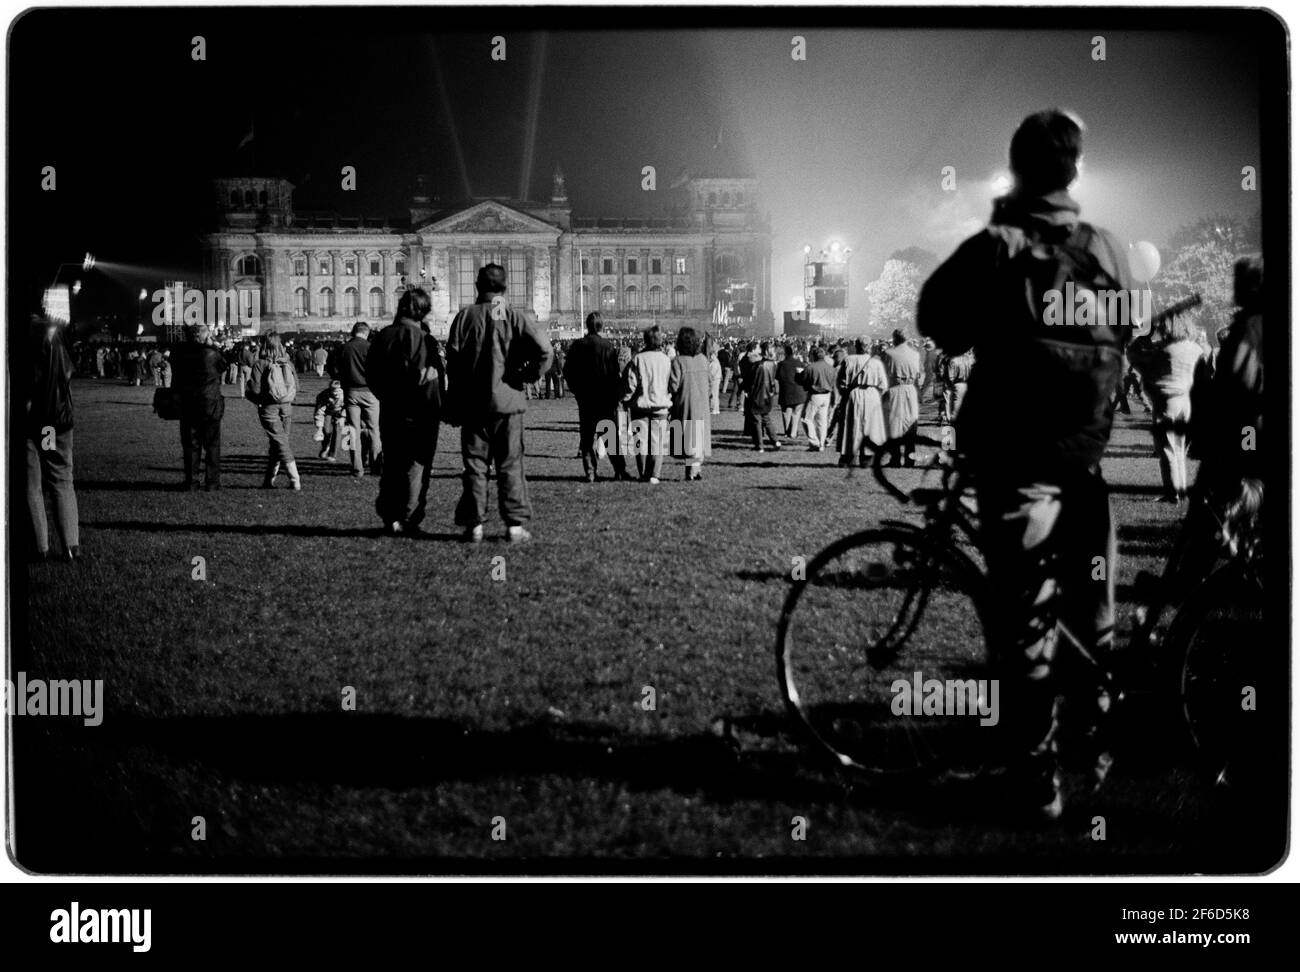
[775,434,1268,792]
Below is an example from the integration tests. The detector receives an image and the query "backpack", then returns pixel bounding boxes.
[1007,222,1126,337]
[263,359,297,404]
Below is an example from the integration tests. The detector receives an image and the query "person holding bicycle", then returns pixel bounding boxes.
[917,109,1137,819]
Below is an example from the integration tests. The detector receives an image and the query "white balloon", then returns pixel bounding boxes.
[1129,241,1161,282]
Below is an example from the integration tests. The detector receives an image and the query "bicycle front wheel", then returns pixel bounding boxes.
[776,526,992,775]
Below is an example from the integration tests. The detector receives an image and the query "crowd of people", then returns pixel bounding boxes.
[21,109,1267,827]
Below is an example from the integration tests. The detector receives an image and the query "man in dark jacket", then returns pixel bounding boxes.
[171,323,227,491]
[332,322,381,477]
[446,263,553,542]
[25,314,81,561]
[918,108,1135,819]
[563,311,628,482]
[369,289,443,535]
[775,342,808,441]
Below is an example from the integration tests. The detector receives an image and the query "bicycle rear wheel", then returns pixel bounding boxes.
[776,526,993,775]
[1173,562,1272,790]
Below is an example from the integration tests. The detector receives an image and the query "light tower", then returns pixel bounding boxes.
[803,241,851,339]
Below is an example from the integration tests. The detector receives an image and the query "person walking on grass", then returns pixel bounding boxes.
[836,338,888,467]
[25,314,81,562]
[776,342,808,442]
[369,288,445,536]
[446,265,552,542]
[668,326,711,481]
[247,332,301,490]
[745,342,782,452]
[172,323,226,491]
[798,343,836,451]
[563,311,628,482]
[334,321,382,479]
[623,324,672,483]
[883,330,923,467]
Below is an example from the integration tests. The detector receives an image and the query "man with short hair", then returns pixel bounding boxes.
[623,325,672,482]
[446,264,553,542]
[172,323,226,491]
[798,344,836,450]
[334,321,381,478]
[563,311,628,481]
[776,342,808,442]
[918,108,1135,818]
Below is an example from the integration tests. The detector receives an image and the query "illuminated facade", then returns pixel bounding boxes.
[201,169,773,337]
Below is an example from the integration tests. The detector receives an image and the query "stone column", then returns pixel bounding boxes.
[666,248,675,314]
[616,247,625,316]
[304,249,315,321]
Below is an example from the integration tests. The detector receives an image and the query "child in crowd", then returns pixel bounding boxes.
[312,379,349,461]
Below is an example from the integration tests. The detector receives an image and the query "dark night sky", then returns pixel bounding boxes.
[8,8,1269,319]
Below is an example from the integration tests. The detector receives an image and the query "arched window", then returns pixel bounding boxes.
[293,288,307,318]
[648,286,664,311]
[236,254,261,277]
[672,286,688,312]
[722,192,731,206]
[258,190,268,207]
[369,287,384,318]
[624,286,640,311]
[600,286,616,313]
[342,287,359,317]
[707,192,717,206]
[230,189,241,206]
[393,285,407,310]
[318,287,334,316]
[734,191,744,206]
[244,190,255,206]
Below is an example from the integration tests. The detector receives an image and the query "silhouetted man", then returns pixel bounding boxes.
[919,108,1135,819]
[334,321,381,478]
[446,264,553,542]
[563,311,628,481]
[172,323,226,490]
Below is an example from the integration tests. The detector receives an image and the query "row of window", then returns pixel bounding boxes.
[237,252,700,281]
[231,189,269,208]
[293,286,403,319]
[289,256,408,278]
[233,255,410,279]
[703,190,744,207]
[581,256,687,276]
[581,285,689,313]
[287,283,692,317]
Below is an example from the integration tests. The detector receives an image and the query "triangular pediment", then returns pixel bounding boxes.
[417,200,560,236]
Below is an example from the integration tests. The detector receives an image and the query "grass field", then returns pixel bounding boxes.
[13,374,1284,873]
